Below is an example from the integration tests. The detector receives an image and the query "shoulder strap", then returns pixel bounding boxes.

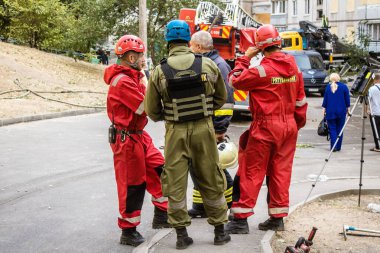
[160,60,175,80]
[191,54,202,74]
[160,54,203,80]
[376,85,380,92]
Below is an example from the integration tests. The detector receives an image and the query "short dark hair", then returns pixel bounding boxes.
[263,45,281,53]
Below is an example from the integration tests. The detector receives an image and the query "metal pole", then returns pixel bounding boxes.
[139,0,147,50]
[303,96,361,206]
[358,96,366,207]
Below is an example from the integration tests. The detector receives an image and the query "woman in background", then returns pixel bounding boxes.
[322,73,350,152]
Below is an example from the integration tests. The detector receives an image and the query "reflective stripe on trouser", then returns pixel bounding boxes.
[231,118,297,219]
[192,168,234,208]
[193,186,233,204]
[161,117,228,227]
[111,131,167,229]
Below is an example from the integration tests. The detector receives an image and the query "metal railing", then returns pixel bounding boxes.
[196,1,224,24]
[195,1,261,28]
[224,3,262,28]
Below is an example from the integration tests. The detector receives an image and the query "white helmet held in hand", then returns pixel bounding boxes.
[218,141,238,169]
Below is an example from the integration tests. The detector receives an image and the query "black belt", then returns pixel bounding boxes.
[116,130,143,142]
[116,130,143,135]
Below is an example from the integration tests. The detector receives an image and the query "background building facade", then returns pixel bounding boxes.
[220,0,380,52]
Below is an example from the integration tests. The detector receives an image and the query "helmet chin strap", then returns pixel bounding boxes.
[126,57,143,71]
[118,53,143,71]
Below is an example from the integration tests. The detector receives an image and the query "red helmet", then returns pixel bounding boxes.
[115,35,145,55]
[254,24,281,50]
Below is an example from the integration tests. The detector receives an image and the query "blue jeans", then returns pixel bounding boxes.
[327,116,346,151]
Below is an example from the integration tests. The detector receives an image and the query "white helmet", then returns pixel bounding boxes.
[218,141,238,169]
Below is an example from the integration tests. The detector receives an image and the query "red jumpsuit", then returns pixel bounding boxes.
[229,52,307,219]
[104,64,168,229]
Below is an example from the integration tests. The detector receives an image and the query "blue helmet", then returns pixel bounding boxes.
[165,20,191,42]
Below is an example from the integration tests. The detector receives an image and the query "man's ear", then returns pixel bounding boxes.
[127,53,136,63]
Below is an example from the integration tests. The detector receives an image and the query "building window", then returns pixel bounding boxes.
[317,10,323,19]
[368,24,380,40]
[292,0,297,15]
[272,0,287,14]
[305,0,310,14]
[317,0,323,5]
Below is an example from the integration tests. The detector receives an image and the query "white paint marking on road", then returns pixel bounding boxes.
[133,228,173,253]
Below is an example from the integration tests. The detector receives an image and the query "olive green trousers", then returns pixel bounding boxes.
[161,117,228,227]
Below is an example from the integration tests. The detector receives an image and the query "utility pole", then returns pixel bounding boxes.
[139,0,147,50]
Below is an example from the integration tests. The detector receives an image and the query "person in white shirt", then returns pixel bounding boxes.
[368,73,380,152]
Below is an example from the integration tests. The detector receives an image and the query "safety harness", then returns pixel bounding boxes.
[160,55,213,122]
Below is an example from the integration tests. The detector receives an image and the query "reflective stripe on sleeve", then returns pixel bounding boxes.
[230,207,254,214]
[152,196,168,203]
[296,97,307,107]
[220,103,234,109]
[111,74,127,87]
[255,65,266,77]
[224,186,233,196]
[268,207,289,215]
[214,109,234,116]
[135,101,145,115]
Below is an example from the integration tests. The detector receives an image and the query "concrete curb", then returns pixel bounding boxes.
[133,228,173,253]
[260,188,380,253]
[0,108,105,127]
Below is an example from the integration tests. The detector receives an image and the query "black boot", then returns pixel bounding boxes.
[258,217,284,231]
[175,227,193,250]
[120,227,145,247]
[214,224,231,245]
[188,205,207,218]
[152,206,172,229]
[224,218,249,234]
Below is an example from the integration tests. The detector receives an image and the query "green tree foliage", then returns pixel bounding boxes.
[342,32,371,68]
[0,0,11,39]
[115,0,220,64]
[65,0,120,52]
[1,0,221,61]
[4,0,72,49]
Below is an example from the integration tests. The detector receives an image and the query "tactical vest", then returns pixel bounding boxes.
[160,55,213,122]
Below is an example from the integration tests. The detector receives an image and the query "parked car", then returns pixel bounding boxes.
[283,50,329,96]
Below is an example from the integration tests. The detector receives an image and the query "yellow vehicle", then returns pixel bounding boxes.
[279,21,347,67]
[280,31,303,51]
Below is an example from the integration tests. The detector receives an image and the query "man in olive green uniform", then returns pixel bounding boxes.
[145,20,231,249]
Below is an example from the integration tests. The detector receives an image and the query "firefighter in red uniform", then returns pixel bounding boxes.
[104,35,170,246]
[225,25,307,233]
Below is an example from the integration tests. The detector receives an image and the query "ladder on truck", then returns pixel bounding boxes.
[195,1,261,29]
[224,3,261,28]
[195,1,224,25]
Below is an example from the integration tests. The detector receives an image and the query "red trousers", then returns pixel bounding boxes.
[111,130,167,229]
[231,117,298,219]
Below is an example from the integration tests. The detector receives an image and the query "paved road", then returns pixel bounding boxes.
[0,94,379,253]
